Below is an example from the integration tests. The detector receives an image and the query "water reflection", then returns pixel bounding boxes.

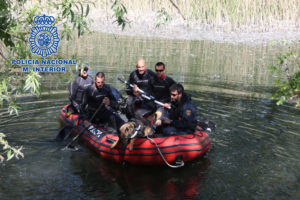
[71,151,210,200]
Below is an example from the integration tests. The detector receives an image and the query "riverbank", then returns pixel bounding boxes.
[90,7,300,44]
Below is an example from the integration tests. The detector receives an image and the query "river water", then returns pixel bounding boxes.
[1,32,299,200]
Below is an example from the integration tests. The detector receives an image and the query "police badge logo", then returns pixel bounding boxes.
[186,109,192,116]
[29,14,60,57]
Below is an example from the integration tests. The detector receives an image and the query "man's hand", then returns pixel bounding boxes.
[163,103,171,109]
[163,118,172,124]
[155,119,162,126]
[133,84,140,97]
[102,97,110,105]
[84,120,91,128]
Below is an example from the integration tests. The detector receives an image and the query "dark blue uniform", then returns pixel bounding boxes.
[163,93,197,135]
[81,83,124,129]
[68,75,93,112]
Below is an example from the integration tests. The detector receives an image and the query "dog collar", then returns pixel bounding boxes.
[130,124,141,139]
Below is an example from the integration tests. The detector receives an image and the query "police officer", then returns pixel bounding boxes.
[126,58,156,118]
[81,72,124,130]
[152,62,175,117]
[68,65,93,113]
[155,83,197,135]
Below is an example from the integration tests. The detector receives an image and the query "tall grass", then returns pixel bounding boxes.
[25,0,299,32]
[91,0,299,32]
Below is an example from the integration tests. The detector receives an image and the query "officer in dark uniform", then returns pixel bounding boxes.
[155,83,197,135]
[68,66,93,113]
[126,58,156,118]
[81,72,124,130]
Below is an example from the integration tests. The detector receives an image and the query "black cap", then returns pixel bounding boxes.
[83,66,89,71]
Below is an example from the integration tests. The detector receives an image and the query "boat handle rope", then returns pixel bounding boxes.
[146,136,184,168]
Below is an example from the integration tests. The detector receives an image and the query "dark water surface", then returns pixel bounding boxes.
[1,33,299,199]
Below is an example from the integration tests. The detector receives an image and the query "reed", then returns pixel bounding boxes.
[91,0,299,32]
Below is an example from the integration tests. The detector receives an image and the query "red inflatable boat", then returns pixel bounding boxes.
[59,105,211,166]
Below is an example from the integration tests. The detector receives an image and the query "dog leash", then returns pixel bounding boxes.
[146,136,184,168]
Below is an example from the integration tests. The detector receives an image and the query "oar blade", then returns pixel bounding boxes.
[56,126,72,141]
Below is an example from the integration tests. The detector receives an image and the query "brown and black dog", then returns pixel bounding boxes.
[110,111,162,151]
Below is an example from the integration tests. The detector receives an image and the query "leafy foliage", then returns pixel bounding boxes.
[267,45,300,107]
[0,132,24,162]
[111,0,130,30]
[24,71,41,96]
[0,0,93,162]
[51,0,94,39]
[156,8,172,28]
[0,0,94,116]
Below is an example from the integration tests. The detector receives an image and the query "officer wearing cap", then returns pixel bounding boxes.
[68,65,94,113]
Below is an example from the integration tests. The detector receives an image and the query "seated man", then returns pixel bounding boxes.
[155,83,197,135]
[126,58,156,119]
[68,65,93,113]
[152,62,175,120]
[81,72,124,131]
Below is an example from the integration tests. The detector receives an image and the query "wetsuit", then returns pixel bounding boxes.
[152,74,175,103]
[126,69,156,118]
[68,75,93,113]
[153,74,175,116]
[81,83,124,130]
[162,93,197,135]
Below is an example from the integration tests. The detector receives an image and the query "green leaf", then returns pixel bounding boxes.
[86,4,89,17]
[79,2,83,16]
[62,8,68,17]
[70,9,74,22]
[7,150,12,160]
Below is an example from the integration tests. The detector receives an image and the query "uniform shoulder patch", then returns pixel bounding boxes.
[186,109,192,116]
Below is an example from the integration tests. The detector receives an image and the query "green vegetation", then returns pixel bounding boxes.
[268,42,300,107]
[94,0,299,32]
[0,0,94,162]
[0,132,24,162]
[156,8,172,28]
[111,0,130,30]
[0,0,94,115]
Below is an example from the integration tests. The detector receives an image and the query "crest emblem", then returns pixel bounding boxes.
[29,14,60,57]
[186,109,192,116]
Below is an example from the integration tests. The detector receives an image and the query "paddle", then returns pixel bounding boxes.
[63,102,105,150]
[56,124,73,141]
[118,77,171,109]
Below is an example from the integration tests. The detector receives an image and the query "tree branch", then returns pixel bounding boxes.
[0,50,7,60]
[169,0,186,20]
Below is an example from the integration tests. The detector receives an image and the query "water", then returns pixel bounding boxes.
[1,32,299,199]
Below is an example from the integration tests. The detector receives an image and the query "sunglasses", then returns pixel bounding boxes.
[156,69,164,72]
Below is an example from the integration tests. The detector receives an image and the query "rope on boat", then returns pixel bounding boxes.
[146,136,184,168]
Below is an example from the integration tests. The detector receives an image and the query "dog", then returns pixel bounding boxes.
[110,112,162,151]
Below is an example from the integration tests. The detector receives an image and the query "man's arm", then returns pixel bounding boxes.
[79,86,90,120]
[68,80,80,112]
